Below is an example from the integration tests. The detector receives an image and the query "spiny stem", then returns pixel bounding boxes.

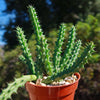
[53,23,66,73]
[41,35,53,75]
[28,6,43,76]
[60,40,82,71]
[60,26,76,71]
[0,75,37,100]
[28,6,53,76]
[19,55,26,64]
[16,27,35,74]
[73,42,95,69]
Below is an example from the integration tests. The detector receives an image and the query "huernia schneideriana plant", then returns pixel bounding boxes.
[0,6,95,100]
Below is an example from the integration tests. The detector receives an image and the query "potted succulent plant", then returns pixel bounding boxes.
[0,6,95,100]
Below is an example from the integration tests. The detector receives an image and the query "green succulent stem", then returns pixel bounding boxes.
[53,23,66,73]
[41,35,53,75]
[19,55,26,64]
[0,75,37,100]
[16,27,35,74]
[73,42,95,69]
[60,40,82,71]
[60,26,76,71]
[28,5,43,76]
[28,6,53,76]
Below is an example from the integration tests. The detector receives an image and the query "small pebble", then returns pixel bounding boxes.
[36,79,42,85]
[40,83,46,86]
[65,82,70,85]
[59,81,66,85]
[52,82,57,85]
[43,76,47,80]
[64,76,73,81]
[72,74,77,80]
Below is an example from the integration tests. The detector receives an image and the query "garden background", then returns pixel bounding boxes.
[0,0,100,100]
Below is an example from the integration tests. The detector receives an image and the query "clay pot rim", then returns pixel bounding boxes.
[26,72,80,88]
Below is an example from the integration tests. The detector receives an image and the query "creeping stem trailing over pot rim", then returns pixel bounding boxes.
[0,5,95,100]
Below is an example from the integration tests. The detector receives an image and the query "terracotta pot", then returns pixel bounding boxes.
[26,73,80,100]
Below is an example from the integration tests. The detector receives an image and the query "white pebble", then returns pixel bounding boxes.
[59,81,66,85]
[65,82,70,85]
[43,76,47,80]
[40,83,46,86]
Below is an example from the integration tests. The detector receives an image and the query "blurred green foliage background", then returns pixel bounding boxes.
[0,0,100,100]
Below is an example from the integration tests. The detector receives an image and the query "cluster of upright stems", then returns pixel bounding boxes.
[0,6,95,100]
[17,6,94,83]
